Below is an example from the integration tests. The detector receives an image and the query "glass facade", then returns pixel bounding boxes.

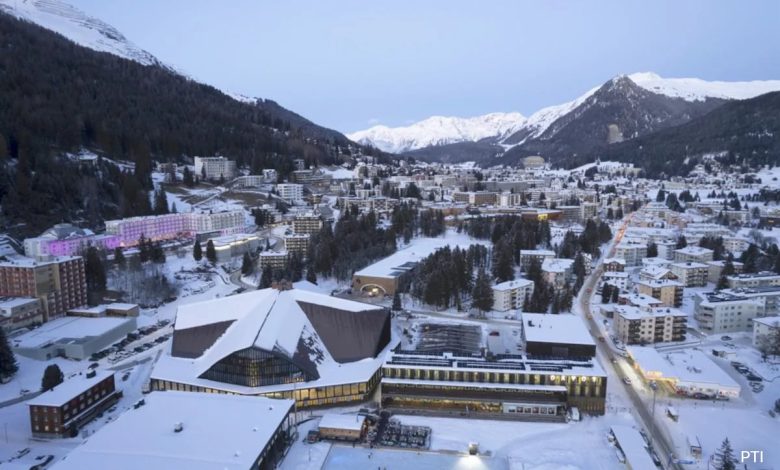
[200,347,309,387]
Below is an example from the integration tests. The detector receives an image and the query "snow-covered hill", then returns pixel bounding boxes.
[627,72,780,102]
[0,0,163,67]
[347,112,526,154]
[354,72,780,153]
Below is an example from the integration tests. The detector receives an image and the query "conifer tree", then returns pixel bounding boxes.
[41,364,64,391]
[193,240,203,261]
[241,253,254,275]
[392,292,402,312]
[713,438,736,470]
[205,240,217,264]
[471,268,494,313]
[113,247,126,267]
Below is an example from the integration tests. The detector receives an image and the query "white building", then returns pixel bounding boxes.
[614,242,647,267]
[492,279,534,312]
[694,291,764,334]
[519,250,556,271]
[670,262,709,287]
[49,391,294,470]
[541,258,574,287]
[628,347,741,398]
[727,272,780,289]
[613,305,687,345]
[193,156,236,180]
[674,246,714,264]
[277,183,304,203]
[602,271,629,291]
[753,315,780,347]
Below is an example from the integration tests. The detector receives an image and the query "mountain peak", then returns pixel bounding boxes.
[347,112,526,154]
[626,72,780,101]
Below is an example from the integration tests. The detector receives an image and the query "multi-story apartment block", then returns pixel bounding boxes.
[694,291,763,334]
[655,240,677,260]
[614,242,647,267]
[613,305,687,345]
[105,211,245,246]
[602,271,629,291]
[727,272,780,289]
[753,316,780,348]
[498,192,524,207]
[452,191,498,206]
[706,260,745,284]
[492,279,534,312]
[24,224,121,259]
[542,258,574,287]
[557,206,582,224]
[277,184,304,203]
[636,279,684,308]
[519,250,556,271]
[194,156,236,180]
[0,256,87,321]
[259,251,290,270]
[673,246,714,264]
[292,214,323,235]
[284,234,310,257]
[28,372,120,438]
[670,262,709,287]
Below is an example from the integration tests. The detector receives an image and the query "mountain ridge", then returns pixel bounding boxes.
[353,73,780,156]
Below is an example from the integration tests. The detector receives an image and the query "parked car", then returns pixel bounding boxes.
[720,335,732,341]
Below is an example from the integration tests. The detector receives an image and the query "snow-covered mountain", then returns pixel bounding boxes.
[0,0,163,67]
[627,72,780,102]
[355,72,780,154]
[348,112,526,154]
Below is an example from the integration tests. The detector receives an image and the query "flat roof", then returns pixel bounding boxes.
[319,413,366,431]
[28,371,114,407]
[493,278,533,291]
[12,316,134,349]
[51,392,293,470]
[354,237,474,279]
[628,347,740,391]
[522,313,595,347]
[754,316,780,327]
[610,425,657,470]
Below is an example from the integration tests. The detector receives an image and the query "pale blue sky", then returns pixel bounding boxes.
[71,0,780,133]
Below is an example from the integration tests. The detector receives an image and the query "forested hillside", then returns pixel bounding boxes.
[0,12,384,237]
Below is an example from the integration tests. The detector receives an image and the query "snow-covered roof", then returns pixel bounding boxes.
[49,392,293,470]
[354,237,474,279]
[610,425,657,470]
[492,278,533,291]
[753,316,780,328]
[28,371,114,407]
[521,313,595,347]
[674,246,713,256]
[628,347,741,391]
[12,316,134,349]
[541,258,573,274]
[319,413,366,431]
[153,288,394,395]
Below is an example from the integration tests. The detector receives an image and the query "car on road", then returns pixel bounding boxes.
[598,336,606,343]
[622,377,632,385]
[720,335,732,341]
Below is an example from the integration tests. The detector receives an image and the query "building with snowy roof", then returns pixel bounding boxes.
[492,279,534,312]
[521,313,596,358]
[28,371,120,438]
[381,319,607,417]
[50,391,294,470]
[12,315,137,360]
[150,287,393,408]
[627,347,741,398]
